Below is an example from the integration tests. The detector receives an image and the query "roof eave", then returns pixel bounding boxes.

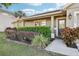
[63,3,73,10]
[22,10,64,20]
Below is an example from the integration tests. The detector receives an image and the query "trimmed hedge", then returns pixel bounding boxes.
[17,26,51,38]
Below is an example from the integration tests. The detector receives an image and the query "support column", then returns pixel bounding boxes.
[51,16,55,40]
[23,20,25,27]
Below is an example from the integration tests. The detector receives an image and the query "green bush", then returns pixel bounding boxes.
[32,35,49,48]
[17,26,51,38]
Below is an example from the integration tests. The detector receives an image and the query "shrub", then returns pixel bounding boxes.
[5,27,39,44]
[17,26,51,38]
[16,31,39,43]
[74,27,79,39]
[5,27,17,40]
[32,35,49,48]
[60,27,76,47]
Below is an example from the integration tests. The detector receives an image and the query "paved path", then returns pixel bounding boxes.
[45,39,79,56]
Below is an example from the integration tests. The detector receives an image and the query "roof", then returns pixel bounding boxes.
[21,3,73,20]
[22,9,65,20]
[0,8,15,16]
[12,3,74,24]
[12,9,66,24]
[31,9,62,16]
[63,3,73,10]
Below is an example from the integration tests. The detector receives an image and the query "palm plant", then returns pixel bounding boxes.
[0,3,12,8]
[32,35,49,48]
[14,11,26,18]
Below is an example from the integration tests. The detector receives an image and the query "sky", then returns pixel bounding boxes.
[5,3,66,16]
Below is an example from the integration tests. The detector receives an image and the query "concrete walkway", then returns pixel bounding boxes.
[45,39,79,56]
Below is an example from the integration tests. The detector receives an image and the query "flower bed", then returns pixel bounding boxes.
[5,27,50,48]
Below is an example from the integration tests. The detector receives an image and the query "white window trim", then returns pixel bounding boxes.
[74,11,79,28]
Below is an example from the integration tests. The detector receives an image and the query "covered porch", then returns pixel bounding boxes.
[12,10,66,39]
[22,10,66,39]
[50,12,66,39]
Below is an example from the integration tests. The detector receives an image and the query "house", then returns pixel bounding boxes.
[12,3,79,39]
[0,9,16,31]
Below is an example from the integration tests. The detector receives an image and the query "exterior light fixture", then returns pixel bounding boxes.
[68,13,72,20]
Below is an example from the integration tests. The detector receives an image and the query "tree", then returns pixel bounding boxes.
[14,11,26,18]
[0,3,12,8]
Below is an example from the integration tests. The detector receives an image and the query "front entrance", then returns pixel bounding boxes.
[55,17,66,38]
[58,19,66,37]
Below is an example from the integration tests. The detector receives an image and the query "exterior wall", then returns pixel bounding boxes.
[13,22,18,27]
[37,20,47,26]
[12,18,24,27]
[0,12,16,31]
[18,21,24,27]
[24,18,51,27]
[24,20,35,27]
[46,19,51,26]
[77,14,79,26]
[66,3,79,28]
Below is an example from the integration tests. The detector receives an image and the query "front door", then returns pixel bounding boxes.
[58,19,66,37]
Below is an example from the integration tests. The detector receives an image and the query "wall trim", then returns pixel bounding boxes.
[74,11,79,28]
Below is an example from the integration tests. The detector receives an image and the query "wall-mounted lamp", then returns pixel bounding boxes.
[68,13,72,20]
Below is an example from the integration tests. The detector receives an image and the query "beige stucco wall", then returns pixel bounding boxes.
[46,19,51,26]
[24,21,35,27]
[17,21,23,27]
[23,18,51,27]
[0,12,16,31]
[13,18,24,27]
[66,3,79,28]
[77,14,79,26]
[13,22,18,27]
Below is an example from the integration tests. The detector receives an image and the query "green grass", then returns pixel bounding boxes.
[0,32,64,56]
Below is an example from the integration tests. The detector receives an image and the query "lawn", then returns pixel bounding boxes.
[0,32,64,56]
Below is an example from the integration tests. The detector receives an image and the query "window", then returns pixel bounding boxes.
[41,21,46,26]
[35,22,40,26]
[35,20,46,26]
[59,20,65,29]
